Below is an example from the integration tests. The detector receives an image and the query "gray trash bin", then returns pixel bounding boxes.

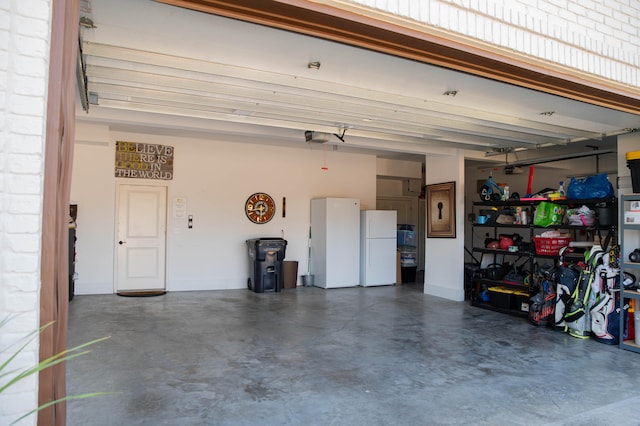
[246,238,287,293]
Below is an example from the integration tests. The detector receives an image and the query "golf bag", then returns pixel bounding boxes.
[554,265,581,329]
[590,245,621,344]
[564,246,605,339]
[590,288,620,344]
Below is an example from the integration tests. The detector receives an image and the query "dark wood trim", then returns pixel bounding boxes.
[39,0,79,424]
[155,0,640,114]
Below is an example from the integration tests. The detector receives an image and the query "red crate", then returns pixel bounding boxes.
[533,236,572,255]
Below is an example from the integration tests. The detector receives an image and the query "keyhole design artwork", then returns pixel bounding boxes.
[427,182,455,238]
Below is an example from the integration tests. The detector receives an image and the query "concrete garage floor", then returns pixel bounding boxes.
[67,282,640,426]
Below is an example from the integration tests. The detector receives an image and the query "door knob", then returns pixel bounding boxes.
[118,240,126,245]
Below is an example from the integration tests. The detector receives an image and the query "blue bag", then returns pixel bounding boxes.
[566,173,614,199]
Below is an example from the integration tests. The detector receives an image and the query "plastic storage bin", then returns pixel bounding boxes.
[397,230,416,247]
[533,236,571,255]
[246,238,287,293]
[488,286,515,309]
[513,290,530,312]
[397,224,415,231]
[397,227,417,283]
[399,247,417,267]
[399,246,417,283]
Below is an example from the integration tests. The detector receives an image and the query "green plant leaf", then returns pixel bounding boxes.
[1,316,113,423]
[0,335,110,394]
[11,391,118,425]
[0,321,54,380]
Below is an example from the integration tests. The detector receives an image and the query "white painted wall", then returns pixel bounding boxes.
[348,0,640,87]
[0,1,51,424]
[376,158,422,179]
[424,151,466,301]
[71,125,377,294]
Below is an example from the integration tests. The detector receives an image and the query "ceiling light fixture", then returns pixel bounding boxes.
[442,90,458,97]
[539,111,555,116]
[308,61,321,70]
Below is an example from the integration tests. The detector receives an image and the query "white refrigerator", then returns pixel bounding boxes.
[310,198,360,288]
[360,210,397,286]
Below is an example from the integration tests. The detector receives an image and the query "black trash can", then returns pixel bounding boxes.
[246,238,287,293]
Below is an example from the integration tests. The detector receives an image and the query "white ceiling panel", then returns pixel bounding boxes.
[78,0,640,161]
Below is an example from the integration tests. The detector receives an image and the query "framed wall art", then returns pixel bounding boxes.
[426,181,456,238]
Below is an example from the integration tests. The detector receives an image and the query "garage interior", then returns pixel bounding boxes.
[72,0,640,297]
[62,0,640,424]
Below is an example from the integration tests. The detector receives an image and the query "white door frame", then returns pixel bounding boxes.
[377,195,422,269]
[114,182,168,293]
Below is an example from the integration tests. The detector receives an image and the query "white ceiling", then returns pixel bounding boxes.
[77,0,640,163]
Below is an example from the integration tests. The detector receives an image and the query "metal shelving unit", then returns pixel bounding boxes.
[619,194,640,353]
[470,198,617,318]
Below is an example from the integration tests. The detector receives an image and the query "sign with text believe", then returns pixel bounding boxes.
[115,141,174,180]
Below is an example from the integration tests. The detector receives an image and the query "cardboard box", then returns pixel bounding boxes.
[630,200,640,212]
[624,211,640,224]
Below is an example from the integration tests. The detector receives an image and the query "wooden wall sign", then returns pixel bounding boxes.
[115,141,174,180]
[426,181,456,238]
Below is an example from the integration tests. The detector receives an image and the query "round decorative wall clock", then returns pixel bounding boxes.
[245,192,276,224]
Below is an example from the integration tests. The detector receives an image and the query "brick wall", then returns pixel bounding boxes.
[348,0,640,87]
[0,1,51,424]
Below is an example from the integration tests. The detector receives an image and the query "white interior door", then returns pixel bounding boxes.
[116,184,167,292]
[376,197,416,227]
